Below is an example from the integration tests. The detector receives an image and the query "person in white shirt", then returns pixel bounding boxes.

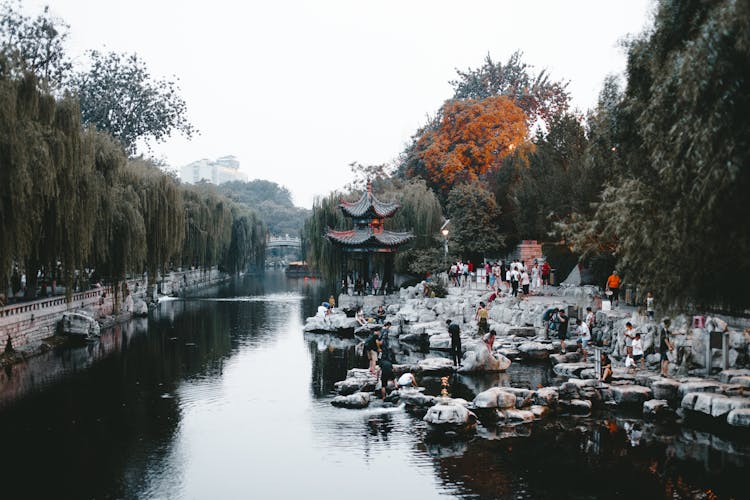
[521,269,530,295]
[577,319,591,362]
[631,332,645,370]
[397,372,417,388]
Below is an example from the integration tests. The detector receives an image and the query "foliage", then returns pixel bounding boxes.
[562,0,750,311]
[398,247,443,277]
[344,161,395,191]
[219,179,310,236]
[0,0,71,91]
[406,96,527,195]
[445,181,504,262]
[68,50,196,154]
[450,51,571,127]
[429,281,447,298]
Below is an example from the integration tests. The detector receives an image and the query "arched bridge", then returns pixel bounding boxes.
[267,235,301,250]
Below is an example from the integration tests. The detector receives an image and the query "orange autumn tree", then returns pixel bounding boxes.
[410,95,527,193]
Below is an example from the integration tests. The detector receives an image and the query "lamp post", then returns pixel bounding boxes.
[441,228,449,268]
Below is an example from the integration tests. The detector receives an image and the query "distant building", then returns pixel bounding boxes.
[180,155,247,185]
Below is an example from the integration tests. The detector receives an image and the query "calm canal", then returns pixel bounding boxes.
[0,272,746,499]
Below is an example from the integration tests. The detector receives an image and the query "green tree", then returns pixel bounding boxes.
[69,50,196,154]
[445,181,504,262]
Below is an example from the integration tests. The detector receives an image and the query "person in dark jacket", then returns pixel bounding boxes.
[448,320,462,367]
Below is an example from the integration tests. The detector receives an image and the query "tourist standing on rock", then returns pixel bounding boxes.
[521,268,530,295]
[462,261,470,287]
[557,309,569,353]
[510,266,520,297]
[372,273,380,295]
[623,322,635,359]
[364,327,382,375]
[485,262,492,289]
[378,357,393,400]
[646,292,655,321]
[531,263,540,291]
[475,301,489,334]
[449,321,462,367]
[631,333,645,370]
[659,318,674,376]
[381,321,393,358]
[541,261,551,287]
[606,270,622,307]
[576,318,591,362]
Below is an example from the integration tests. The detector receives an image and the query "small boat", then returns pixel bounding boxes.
[60,311,101,341]
[285,261,319,278]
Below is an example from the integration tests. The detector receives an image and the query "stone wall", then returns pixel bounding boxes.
[0,268,228,351]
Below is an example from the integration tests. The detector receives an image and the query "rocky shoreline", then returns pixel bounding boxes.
[305,284,750,431]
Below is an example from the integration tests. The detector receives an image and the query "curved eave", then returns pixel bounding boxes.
[339,192,401,219]
[326,228,414,247]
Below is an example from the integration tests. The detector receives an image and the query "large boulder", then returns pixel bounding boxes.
[559,398,592,415]
[677,380,722,399]
[727,408,750,428]
[423,401,477,434]
[458,346,511,373]
[60,311,100,339]
[304,312,359,334]
[507,327,536,338]
[132,299,148,317]
[718,368,750,384]
[334,368,378,395]
[331,392,370,409]
[552,362,590,378]
[534,387,559,407]
[417,357,456,374]
[610,385,653,406]
[682,392,750,418]
[400,390,437,412]
[502,409,535,423]
[473,387,516,409]
[517,341,556,361]
[643,399,674,420]
[652,379,682,404]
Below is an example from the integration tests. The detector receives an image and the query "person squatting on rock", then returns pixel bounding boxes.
[376,304,386,324]
[483,329,496,353]
[659,318,675,376]
[448,320,462,367]
[599,351,613,383]
[475,301,489,335]
[364,327,382,375]
[542,307,558,339]
[398,372,417,389]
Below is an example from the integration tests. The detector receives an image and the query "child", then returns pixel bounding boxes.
[646,292,655,320]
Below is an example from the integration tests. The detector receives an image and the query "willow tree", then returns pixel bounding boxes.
[122,159,185,291]
[181,182,233,270]
[302,192,349,284]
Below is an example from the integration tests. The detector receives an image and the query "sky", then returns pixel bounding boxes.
[28,0,654,208]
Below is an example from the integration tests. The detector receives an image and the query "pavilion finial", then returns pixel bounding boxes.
[367,179,372,195]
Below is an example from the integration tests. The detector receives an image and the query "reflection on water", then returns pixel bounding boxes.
[0,271,747,499]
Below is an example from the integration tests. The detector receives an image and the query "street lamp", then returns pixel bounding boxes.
[440,220,450,269]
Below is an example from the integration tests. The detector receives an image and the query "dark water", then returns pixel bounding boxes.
[0,272,747,499]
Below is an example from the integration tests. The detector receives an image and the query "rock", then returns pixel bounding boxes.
[499,387,535,408]
[473,387,517,409]
[678,380,722,399]
[502,409,535,423]
[517,341,556,361]
[428,333,452,350]
[719,368,750,384]
[579,368,597,380]
[458,346,511,373]
[423,401,477,433]
[304,312,359,334]
[400,390,437,412]
[683,392,750,418]
[399,332,429,344]
[610,385,653,406]
[508,327,536,338]
[652,379,681,404]
[417,357,456,374]
[729,376,750,389]
[331,392,370,408]
[334,368,378,395]
[552,362,590,378]
[643,399,674,419]
[559,398,592,415]
[534,387,559,407]
[727,408,750,428]
[530,405,550,419]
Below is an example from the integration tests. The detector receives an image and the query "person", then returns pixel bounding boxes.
[646,292,655,321]
[379,357,394,400]
[600,351,613,383]
[355,307,367,327]
[542,307,558,339]
[510,266,520,297]
[467,260,474,287]
[485,262,492,289]
[531,263,540,290]
[541,261,551,286]
[557,308,569,353]
[328,295,336,309]
[448,320,462,367]
[606,270,622,307]
[475,301,489,334]
[376,304,386,324]
[372,273,380,295]
[576,318,591,362]
[631,332,645,370]
[449,262,458,287]
[381,321,393,359]
[623,322,635,359]
[584,307,596,344]
[520,268,530,295]
[364,327,382,375]
[659,318,675,376]
[462,261,469,287]
[397,372,417,389]
[483,329,496,353]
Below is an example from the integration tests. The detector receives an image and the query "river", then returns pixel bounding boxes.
[0,272,746,499]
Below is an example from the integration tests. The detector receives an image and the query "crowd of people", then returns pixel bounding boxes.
[447,259,552,298]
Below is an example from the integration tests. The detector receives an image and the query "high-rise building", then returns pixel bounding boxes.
[180,155,247,185]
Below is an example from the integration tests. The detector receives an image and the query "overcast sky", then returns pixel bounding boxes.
[30,0,654,208]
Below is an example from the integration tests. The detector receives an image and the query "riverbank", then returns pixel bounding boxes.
[0,267,230,368]
[310,283,750,430]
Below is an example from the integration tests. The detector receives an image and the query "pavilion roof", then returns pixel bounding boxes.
[326,227,414,248]
[340,181,401,218]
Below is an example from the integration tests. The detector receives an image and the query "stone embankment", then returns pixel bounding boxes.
[1,268,228,365]
[307,284,750,430]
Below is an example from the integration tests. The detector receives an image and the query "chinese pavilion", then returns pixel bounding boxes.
[326,182,414,293]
